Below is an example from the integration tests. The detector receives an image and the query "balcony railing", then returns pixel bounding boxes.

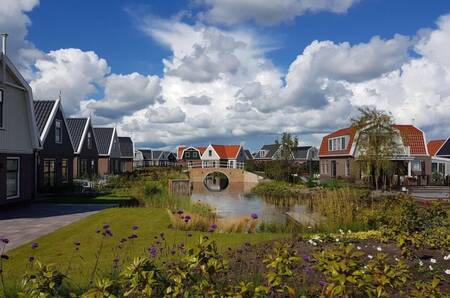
[187,161,245,170]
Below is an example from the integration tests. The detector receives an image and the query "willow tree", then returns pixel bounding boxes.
[274,132,299,181]
[352,107,401,190]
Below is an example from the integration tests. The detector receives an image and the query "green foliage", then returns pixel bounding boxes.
[351,106,401,190]
[255,242,300,296]
[411,277,444,298]
[252,181,306,198]
[313,244,366,297]
[81,278,119,298]
[121,257,167,297]
[19,261,66,298]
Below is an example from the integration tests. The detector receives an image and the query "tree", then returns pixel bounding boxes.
[274,132,299,182]
[351,107,401,190]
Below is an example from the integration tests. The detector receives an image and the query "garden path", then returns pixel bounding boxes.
[0,203,114,252]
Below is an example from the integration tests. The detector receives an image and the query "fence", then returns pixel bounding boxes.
[186,161,245,170]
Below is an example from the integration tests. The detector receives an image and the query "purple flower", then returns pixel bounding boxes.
[318,281,328,287]
[177,209,184,215]
[160,232,165,239]
[303,255,311,262]
[128,234,138,239]
[96,229,101,234]
[148,246,157,257]
[120,238,127,243]
[187,232,193,237]
[132,225,139,231]
[251,213,258,220]
[1,237,9,244]
[31,242,39,249]
[104,229,113,237]
[103,224,110,229]
[74,241,81,246]
[185,215,191,221]
[203,236,209,241]
[28,256,35,263]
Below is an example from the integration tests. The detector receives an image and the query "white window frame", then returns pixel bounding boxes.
[87,132,92,149]
[329,136,348,151]
[412,160,422,172]
[6,157,20,199]
[55,119,62,144]
[0,89,4,129]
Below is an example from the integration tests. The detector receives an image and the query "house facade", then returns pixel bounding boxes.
[201,144,245,168]
[177,146,206,166]
[427,139,450,184]
[0,41,41,205]
[119,137,134,172]
[34,99,74,192]
[67,117,99,178]
[93,127,121,176]
[319,125,431,187]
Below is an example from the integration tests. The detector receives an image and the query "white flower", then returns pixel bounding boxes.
[357,246,362,250]
[336,238,340,242]
[339,229,344,235]
[368,255,373,259]
[429,265,433,271]
[395,258,399,262]
[430,258,436,264]
[419,260,423,266]
[444,254,450,261]
[445,269,450,275]
[376,247,382,251]
[307,226,312,229]
[347,229,352,233]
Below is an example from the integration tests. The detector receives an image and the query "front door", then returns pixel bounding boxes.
[331,161,337,178]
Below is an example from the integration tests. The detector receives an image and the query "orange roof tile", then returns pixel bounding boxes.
[393,125,427,155]
[319,127,357,156]
[427,140,446,156]
[211,144,241,159]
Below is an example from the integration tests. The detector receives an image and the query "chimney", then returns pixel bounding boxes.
[1,33,8,55]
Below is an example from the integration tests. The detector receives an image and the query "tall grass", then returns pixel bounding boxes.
[252,181,308,198]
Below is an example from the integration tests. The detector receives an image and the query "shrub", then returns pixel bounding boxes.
[19,261,66,298]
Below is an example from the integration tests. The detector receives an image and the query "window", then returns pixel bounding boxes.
[0,89,3,128]
[87,132,92,149]
[6,158,20,198]
[193,152,198,158]
[412,160,422,172]
[329,136,348,151]
[61,159,68,183]
[43,159,55,187]
[90,159,95,175]
[80,159,88,177]
[185,152,190,158]
[55,120,62,144]
[208,150,212,157]
[345,159,350,176]
[331,161,337,178]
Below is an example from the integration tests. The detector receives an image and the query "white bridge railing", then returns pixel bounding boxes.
[187,161,245,170]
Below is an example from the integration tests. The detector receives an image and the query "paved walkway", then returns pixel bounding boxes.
[0,203,114,252]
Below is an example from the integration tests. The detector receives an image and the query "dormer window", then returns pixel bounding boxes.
[259,150,268,157]
[208,149,212,157]
[0,89,3,128]
[55,119,62,144]
[328,136,348,151]
[87,131,92,149]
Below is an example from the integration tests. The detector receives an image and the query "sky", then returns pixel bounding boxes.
[1,0,450,151]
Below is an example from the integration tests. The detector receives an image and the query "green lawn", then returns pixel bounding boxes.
[40,194,139,206]
[3,207,284,294]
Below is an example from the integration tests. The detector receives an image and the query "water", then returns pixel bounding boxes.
[191,182,315,224]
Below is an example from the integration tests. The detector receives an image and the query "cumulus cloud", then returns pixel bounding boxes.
[146,106,186,123]
[183,95,212,105]
[196,0,360,25]
[88,72,161,119]
[30,49,110,114]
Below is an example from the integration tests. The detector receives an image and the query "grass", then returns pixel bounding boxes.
[2,207,284,294]
[40,194,139,206]
[251,181,308,198]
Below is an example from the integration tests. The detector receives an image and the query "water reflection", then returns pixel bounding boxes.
[191,182,312,224]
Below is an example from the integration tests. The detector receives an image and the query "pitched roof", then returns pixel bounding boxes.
[427,140,446,156]
[319,127,357,157]
[33,100,57,137]
[119,137,134,158]
[294,146,312,160]
[243,149,253,160]
[393,125,428,155]
[66,118,88,152]
[210,144,241,159]
[177,146,207,160]
[93,127,114,155]
[139,149,153,160]
[254,144,281,159]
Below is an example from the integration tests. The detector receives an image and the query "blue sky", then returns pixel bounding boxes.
[3,0,450,150]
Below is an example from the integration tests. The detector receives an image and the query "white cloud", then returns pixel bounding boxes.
[196,0,360,25]
[183,95,212,105]
[146,106,186,123]
[88,72,161,119]
[30,48,110,115]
